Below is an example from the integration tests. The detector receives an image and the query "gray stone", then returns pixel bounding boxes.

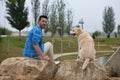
[0,57,56,80]
[105,47,120,77]
[54,60,109,80]
[1,56,117,80]
[110,77,120,80]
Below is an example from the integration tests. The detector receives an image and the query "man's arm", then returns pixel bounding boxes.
[33,43,51,61]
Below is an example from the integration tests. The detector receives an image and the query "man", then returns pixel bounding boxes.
[23,15,54,62]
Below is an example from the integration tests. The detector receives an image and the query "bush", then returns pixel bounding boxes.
[114,32,117,38]
[0,36,1,42]
[92,31,101,39]
[0,27,12,35]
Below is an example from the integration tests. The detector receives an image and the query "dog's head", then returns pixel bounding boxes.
[70,27,84,37]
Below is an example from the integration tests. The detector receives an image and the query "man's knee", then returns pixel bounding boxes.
[46,42,53,48]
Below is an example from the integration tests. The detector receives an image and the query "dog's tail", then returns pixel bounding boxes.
[82,58,90,70]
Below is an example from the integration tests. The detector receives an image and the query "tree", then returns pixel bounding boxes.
[42,0,50,34]
[31,0,40,26]
[57,0,66,37]
[6,0,29,40]
[56,0,66,54]
[102,6,115,38]
[49,2,58,44]
[66,9,73,35]
[66,9,73,47]
[114,32,117,38]
[117,25,120,35]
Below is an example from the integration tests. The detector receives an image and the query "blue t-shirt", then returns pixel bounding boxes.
[23,25,44,58]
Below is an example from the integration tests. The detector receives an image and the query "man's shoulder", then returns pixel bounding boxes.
[29,25,42,34]
[31,25,42,33]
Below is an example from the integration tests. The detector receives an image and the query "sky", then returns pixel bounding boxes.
[64,0,120,32]
[0,0,120,32]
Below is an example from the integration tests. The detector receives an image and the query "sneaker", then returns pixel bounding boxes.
[54,61,60,65]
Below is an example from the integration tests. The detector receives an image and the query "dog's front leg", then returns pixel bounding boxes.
[77,45,81,61]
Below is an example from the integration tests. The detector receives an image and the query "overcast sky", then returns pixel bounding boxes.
[0,0,120,32]
[65,0,120,32]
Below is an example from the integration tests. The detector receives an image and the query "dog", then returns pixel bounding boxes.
[70,27,96,70]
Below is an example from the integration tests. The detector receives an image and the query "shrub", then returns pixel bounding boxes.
[0,27,12,35]
[0,36,1,42]
[92,31,101,39]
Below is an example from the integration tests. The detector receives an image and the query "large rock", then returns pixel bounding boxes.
[105,47,120,77]
[0,57,56,80]
[54,60,109,80]
[110,77,120,80]
[0,57,113,80]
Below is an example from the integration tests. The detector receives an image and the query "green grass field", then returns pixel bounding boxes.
[0,35,120,63]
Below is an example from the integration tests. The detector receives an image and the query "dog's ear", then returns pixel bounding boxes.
[75,28,83,36]
[77,28,82,33]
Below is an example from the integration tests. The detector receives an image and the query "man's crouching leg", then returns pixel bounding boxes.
[44,42,54,60]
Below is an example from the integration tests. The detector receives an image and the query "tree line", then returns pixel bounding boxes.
[3,0,120,40]
[5,0,73,41]
[93,7,120,39]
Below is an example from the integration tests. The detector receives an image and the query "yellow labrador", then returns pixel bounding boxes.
[70,27,96,70]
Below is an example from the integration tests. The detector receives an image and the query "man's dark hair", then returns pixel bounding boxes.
[38,15,48,21]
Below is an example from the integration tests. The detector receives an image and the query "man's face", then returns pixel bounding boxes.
[38,18,48,29]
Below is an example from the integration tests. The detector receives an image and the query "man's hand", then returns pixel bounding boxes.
[33,43,53,62]
[42,55,52,62]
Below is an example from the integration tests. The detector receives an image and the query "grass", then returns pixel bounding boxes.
[55,54,77,61]
[44,36,78,53]
[0,35,120,63]
[0,36,26,62]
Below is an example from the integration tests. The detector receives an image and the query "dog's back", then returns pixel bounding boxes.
[78,31,96,59]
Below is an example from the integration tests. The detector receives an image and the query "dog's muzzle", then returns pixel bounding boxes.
[70,30,76,36]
